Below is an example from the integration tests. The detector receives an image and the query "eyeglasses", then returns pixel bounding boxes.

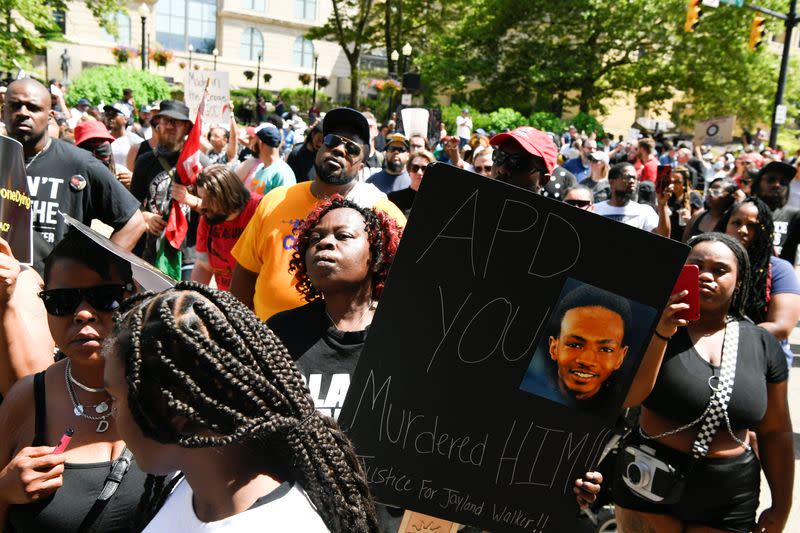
[39,283,134,316]
[706,188,727,198]
[322,134,362,159]
[474,165,493,173]
[492,149,542,174]
[564,199,591,208]
[410,164,428,173]
[386,145,408,153]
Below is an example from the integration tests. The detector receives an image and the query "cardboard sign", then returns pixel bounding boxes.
[0,136,33,264]
[693,116,736,145]
[61,213,175,292]
[184,71,230,127]
[397,511,459,533]
[339,164,688,532]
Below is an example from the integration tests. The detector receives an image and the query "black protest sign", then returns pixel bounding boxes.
[338,163,689,532]
[0,136,33,264]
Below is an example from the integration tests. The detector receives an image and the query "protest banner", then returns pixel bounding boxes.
[61,213,175,292]
[693,116,736,145]
[339,164,689,532]
[184,70,230,126]
[0,136,33,264]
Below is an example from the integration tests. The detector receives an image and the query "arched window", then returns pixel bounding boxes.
[241,28,264,61]
[295,0,316,19]
[293,37,314,68]
[102,12,132,45]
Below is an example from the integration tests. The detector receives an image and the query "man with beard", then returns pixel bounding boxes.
[130,100,209,279]
[593,162,670,236]
[230,107,406,320]
[3,78,144,274]
[367,133,411,193]
[191,164,262,291]
[751,160,800,264]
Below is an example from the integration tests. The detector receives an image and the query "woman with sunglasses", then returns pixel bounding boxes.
[682,177,738,242]
[0,230,147,532]
[666,166,702,241]
[387,149,436,216]
[471,146,493,177]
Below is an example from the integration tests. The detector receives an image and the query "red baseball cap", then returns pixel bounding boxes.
[73,120,115,146]
[490,126,559,179]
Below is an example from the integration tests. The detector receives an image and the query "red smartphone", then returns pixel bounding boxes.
[671,264,700,321]
[656,164,672,195]
[52,427,74,455]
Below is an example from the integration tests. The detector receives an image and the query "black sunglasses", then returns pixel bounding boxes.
[565,199,591,208]
[323,134,362,159]
[474,165,493,173]
[492,149,542,174]
[39,283,134,316]
[386,145,408,153]
[410,164,428,173]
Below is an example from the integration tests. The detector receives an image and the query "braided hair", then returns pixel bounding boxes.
[289,195,402,302]
[687,233,751,319]
[715,197,773,322]
[111,282,379,532]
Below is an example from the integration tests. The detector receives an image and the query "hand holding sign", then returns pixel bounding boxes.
[0,237,20,303]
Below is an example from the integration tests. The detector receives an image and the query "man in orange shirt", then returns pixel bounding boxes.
[230,108,406,320]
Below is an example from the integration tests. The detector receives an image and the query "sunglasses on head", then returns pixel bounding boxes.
[410,163,428,173]
[322,134,362,159]
[492,149,538,173]
[39,283,134,316]
[564,199,591,208]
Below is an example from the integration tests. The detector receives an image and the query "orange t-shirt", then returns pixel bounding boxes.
[231,181,407,320]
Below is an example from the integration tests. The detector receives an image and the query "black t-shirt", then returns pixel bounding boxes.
[667,192,702,241]
[268,299,366,421]
[772,205,800,264]
[387,187,416,217]
[286,143,316,183]
[130,149,205,265]
[26,138,140,274]
[643,320,788,431]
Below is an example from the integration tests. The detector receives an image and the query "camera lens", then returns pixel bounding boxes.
[626,463,643,485]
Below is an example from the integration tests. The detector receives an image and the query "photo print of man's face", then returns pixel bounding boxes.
[548,305,629,400]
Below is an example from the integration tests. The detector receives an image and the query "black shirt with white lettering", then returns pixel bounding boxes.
[26,138,140,274]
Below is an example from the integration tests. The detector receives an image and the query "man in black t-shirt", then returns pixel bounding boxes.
[3,78,144,273]
[131,100,209,279]
[752,161,800,264]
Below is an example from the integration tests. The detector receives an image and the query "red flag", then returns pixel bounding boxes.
[165,88,206,249]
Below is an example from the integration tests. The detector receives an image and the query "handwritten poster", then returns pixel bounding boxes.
[0,136,33,264]
[184,70,230,126]
[339,164,688,532]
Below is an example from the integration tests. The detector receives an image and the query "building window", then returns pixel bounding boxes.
[241,28,264,61]
[242,0,265,10]
[293,37,314,68]
[295,0,316,19]
[155,0,216,54]
[102,12,132,45]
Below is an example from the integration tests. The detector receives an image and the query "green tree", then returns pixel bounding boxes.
[66,67,171,108]
[306,0,378,107]
[0,0,124,72]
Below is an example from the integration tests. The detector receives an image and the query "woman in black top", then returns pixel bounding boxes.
[0,230,147,532]
[682,177,738,242]
[617,233,793,533]
[667,166,702,241]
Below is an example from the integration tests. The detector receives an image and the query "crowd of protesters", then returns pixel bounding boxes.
[0,76,794,532]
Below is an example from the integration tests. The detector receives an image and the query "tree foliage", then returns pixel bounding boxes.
[0,0,124,72]
[65,66,171,108]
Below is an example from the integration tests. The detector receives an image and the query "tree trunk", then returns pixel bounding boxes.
[385,0,394,75]
[349,54,361,108]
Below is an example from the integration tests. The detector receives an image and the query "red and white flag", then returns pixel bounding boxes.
[165,88,206,249]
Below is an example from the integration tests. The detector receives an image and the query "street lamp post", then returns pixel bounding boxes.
[138,3,149,71]
[256,50,262,101]
[188,44,194,70]
[401,42,412,75]
[388,49,399,121]
[312,52,319,109]
[212,48,219,70]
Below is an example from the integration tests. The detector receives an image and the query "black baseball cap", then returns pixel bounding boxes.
[322,107,370,146]
[757,161,795,181]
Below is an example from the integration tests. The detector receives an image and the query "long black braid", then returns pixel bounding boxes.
[715,197,773,322]
[111,282,379,532]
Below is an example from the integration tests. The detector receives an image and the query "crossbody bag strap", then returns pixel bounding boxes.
[690,320,740,459]
[76,447,134,533]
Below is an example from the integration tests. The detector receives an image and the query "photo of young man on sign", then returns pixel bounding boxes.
[520,279,656,419]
